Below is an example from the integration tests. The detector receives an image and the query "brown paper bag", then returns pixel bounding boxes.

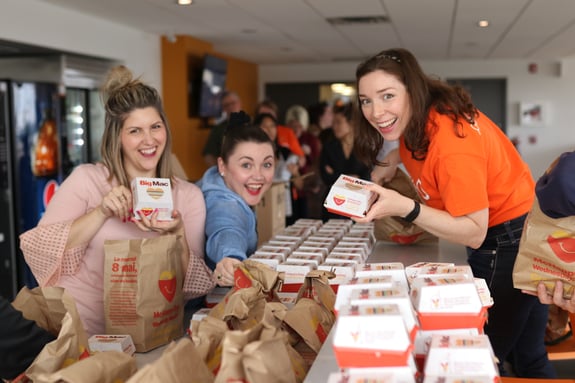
[104,234,184,352]
[513,199,575,298]
[234,259,284,301]
[190,316,229,376]
[33,351,136,383]
[127,338,214,383]
[10,287,90,380]
[374,168,437,245]
[215,322,297,383]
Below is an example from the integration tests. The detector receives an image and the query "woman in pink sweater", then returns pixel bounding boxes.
[20,66,215,336]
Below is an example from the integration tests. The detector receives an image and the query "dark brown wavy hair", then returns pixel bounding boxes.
[354,48,478,166]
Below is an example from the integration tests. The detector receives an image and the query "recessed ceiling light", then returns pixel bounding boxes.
[177,0,192,5]
[477,20,489,28]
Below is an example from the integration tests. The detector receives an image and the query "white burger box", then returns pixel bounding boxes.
[406,264,474,285]
[343,230,377,247]
[331,242,370,259]
[264,239,299,252]
[293,218,324,229]
[249,253,283,269]
[404,262,455,285]
[328,249,366,264]
[423,334,499,382]
[318,262,357,286]
[315,229,347,241]
[278,225,315,238]
[277,260,317,285]
[324,175,377,218]
[334,275,395,313]
[332,303,413,368]
[325,254,363,267]
[354,262,409,289]
[291,246,328,260]
[349,284,419,341]
[88,334,136,356]
[327,365,417,383]
[409,276,488,331]
[253,246,291,261]
[131,177,173,221]
[298,241,333,256]
[286,253,324,267]
[412,327,480,373]
[306,236,339,249]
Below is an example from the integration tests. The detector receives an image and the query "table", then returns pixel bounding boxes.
[135,240,469,378]
[304,239,467,383]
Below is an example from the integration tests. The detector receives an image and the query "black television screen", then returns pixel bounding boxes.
[198,54,227,118]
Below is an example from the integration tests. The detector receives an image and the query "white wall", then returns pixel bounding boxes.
[260,58,575,179]
[3,0,574,178]
[0,0,161,89]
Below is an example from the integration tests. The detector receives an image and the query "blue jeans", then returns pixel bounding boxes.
[467,214,556,378]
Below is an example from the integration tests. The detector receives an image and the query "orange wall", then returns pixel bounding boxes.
[161,35,258,181]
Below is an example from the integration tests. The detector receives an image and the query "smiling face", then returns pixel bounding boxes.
[121,106,167,179]
[358,69,412,141]
[218,141,275,206]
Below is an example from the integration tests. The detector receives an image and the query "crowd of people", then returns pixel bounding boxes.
[2,49,574,380]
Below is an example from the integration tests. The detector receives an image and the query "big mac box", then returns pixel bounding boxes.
[131,177,173,221]
[88,334,136,356]
[324,174,377,218]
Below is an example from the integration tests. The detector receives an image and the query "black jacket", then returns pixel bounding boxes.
[0,296,56,380]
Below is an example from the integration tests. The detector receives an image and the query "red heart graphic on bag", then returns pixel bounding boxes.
[158,270,176,302]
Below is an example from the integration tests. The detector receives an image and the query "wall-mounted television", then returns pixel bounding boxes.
[196,54,228,119]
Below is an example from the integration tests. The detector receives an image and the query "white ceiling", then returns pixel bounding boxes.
[38,0,575,65]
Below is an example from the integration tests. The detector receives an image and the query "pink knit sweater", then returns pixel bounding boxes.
[20,163,215,336]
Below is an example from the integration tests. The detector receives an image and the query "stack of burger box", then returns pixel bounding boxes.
[423,333,500,383]
[406,262,494,374]
[329,262,419,382]
[250,219,375,294]
[329,261,495,380]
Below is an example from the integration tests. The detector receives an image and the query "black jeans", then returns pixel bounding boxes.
[467,214,556,378]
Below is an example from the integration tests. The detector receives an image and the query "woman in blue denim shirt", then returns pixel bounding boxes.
[197,112,275,286]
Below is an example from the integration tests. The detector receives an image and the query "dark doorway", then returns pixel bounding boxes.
[265,82,320,123]
[447,78,507,133]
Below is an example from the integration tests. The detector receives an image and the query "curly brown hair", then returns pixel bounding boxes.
[354,48,477,166]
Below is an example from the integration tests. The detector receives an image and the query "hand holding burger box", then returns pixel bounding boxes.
[324,174,378,218]
[131,177,173,221]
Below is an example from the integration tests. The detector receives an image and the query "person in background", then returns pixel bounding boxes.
[320,102,370,221]
[254,112,301,224]
[255,99,306,168]
[307,101,334,144]
[202,90,242,167]
[0,295,56,380]
[197,111,275,286]
[19,65,215,336]
[285,104,322,222]
[353,48,555,378]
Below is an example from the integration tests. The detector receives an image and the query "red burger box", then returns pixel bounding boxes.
[410,276,489,331]
[333,303,413,368]
[423,334,500,382]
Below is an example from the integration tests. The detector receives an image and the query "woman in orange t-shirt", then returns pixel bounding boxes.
[353,48,555,378]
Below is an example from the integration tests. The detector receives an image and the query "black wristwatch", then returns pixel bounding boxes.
[403,200,421,223]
